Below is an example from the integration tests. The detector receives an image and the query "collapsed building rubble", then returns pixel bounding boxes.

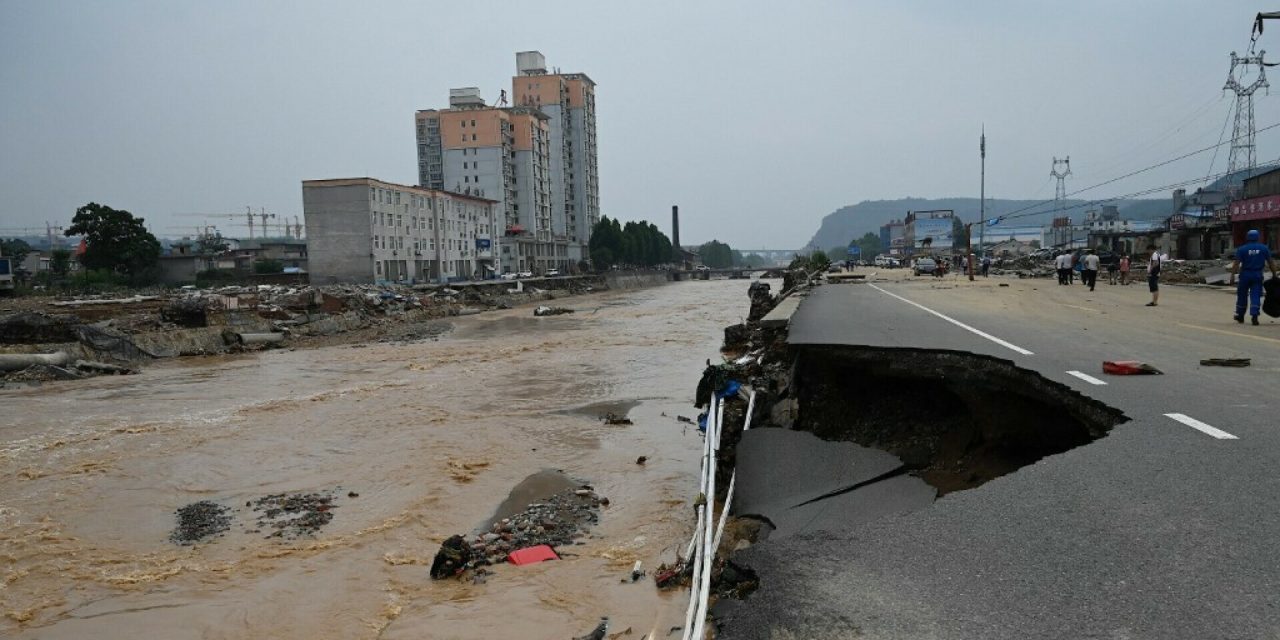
[430,481,606,580]
[0,277,606,386]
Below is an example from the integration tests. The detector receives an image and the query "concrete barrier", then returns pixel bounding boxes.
[604,271,671,290]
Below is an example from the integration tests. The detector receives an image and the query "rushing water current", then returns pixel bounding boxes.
[0,279,751,639]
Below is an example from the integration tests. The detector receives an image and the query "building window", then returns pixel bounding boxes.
[472,134,477,141]
[471,119,476,127]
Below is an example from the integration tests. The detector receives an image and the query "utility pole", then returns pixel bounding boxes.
[1224,50,1269,176]
[246,206,255,240]
[979,127,986,259]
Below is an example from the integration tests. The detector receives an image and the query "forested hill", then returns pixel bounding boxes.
[806,197,1170,250]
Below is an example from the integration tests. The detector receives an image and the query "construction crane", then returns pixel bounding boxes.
[0,224,67,248]
[175,207,279,239]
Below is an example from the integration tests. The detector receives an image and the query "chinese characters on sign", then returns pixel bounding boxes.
[1230,195,1280,222]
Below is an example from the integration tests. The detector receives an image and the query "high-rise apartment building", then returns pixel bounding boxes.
[511,51,599,256]
[415,51,598,274]
[416,90,566,274]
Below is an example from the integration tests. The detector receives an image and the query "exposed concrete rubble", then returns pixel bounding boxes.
[430,478,606,579]
[0,276,623,386]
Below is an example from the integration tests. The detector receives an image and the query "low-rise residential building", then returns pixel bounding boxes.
[1229,166,1280,251]
[302,177,498,284]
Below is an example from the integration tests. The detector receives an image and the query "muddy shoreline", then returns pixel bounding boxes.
[0,272,670,388]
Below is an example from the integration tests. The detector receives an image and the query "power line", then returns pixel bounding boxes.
[979,119,1280,225]
[1001,160,1280,225]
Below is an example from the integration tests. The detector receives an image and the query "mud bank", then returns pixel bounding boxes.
[0,273,672,387]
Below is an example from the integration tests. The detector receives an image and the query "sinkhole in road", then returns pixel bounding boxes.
[793,345,1128,495]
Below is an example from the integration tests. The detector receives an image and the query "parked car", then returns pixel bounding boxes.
[913,258,938,276]
[499,272,519,280]
[545,269,560,277]
[695,265,710,271]
[518,271,534,278]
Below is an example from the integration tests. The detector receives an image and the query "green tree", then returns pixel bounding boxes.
[0,238,32,267]
[49,249,71,277]
[254,258,284,274]
[196,233,229,255]
[855,232,883,259]
[698,240,734,268]
[952,217,969,250]
[64,203,161,278]
[810,250,832,271]
[742,253,767,268]
[588,216,674,270]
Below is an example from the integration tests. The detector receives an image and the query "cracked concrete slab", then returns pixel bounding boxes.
[766,473,936,538]
[734,428,912,526]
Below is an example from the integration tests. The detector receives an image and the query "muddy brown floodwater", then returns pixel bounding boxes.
[0,279,752,640]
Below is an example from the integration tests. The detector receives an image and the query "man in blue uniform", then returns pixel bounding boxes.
[1229,229,1278,325]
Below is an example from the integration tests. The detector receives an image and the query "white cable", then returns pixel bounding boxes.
[711,386,747,586]
[681,396,716,640]
[690,398,720,640]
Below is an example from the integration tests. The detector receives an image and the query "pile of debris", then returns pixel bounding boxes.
[1156,259,1232,285]
[430,485,606,579]
[248,491,338,539]
[170,501,233,545]
[989,256,1054,279]
[533,305,574,316]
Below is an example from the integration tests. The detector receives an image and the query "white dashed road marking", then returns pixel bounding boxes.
[1066,371,1107,386]
[1164,413,1238,440]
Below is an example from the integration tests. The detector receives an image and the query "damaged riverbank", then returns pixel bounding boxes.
[0,272,669,387]
[0,278,748,639]
[668,271,1131,637]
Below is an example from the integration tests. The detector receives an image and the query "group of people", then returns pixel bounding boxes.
[1055,249,1130,291]
[1050,231,1276,323]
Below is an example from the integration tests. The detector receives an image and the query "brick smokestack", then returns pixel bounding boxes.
[672,205,680,259]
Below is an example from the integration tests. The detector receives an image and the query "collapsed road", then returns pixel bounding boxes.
[714,270,1280,640]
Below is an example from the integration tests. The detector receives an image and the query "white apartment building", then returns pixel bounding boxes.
[303,177,498,284]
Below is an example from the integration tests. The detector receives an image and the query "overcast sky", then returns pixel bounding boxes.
[1,1,1273,249]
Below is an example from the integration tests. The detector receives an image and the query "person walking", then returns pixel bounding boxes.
[1082,249,1100,291]
[1119,254,1130,285]
[1106,254,1118,285]
[981,255,992,277]
[1229,229,1278,325]
[1067,251,1077,284]
[1145,244,1162,306]
[1055,252,1069,285]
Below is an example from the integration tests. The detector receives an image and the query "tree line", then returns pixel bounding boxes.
[588,216,674,269]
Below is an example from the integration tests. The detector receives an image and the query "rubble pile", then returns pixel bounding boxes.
[249,491,337,539]
[170,501,232,545]
[1,277,613,386]
[431,486,606,579]
[990,256,1054,279]
[1156,259,1230,285]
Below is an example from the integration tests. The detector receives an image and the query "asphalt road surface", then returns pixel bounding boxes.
[720,271,1280,640]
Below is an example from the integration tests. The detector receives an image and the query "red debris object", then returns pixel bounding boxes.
[507,545,559,566]
[1102,360,1163,375]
